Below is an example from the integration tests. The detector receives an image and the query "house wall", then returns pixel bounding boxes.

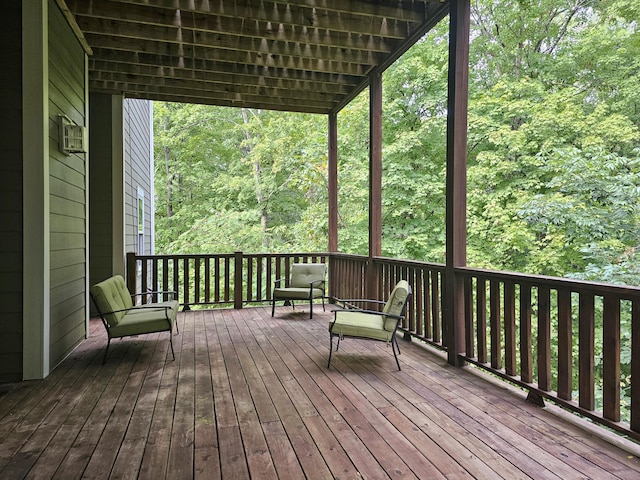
[1,0,152,381]
[48,0,88,369]
[89,93,117,288]
[124,99,154,256]
[0,1,24,382]
[89,96,154,299]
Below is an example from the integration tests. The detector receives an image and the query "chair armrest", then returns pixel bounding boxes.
[274,277,285,287]
[102,304,173,316]
[332,307,404,320]
[309,279,325,293]
[335,298,385,310]
[132,290,177,300]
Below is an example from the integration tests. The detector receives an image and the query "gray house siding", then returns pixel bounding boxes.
[48,1,88,369]
[89,96,153,301]
[124,99,154,256]
[0,1,24,382]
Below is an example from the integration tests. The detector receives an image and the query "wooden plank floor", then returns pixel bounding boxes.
[1,306,640,479]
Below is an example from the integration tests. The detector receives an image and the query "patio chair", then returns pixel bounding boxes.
[271,263,326,319]
[328,280,411,371]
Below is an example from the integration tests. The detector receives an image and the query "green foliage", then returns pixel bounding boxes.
[153,0,640,283]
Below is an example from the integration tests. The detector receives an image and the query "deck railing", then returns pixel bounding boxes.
[125,251,640,441]
[126,251,327,309]
[456,266,640,440]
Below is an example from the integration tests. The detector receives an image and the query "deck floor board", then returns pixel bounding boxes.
[0,306,639,479]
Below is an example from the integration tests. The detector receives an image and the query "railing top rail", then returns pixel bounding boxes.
[134,252,329,259]
[373,256,447,272]
[457,265,640,298]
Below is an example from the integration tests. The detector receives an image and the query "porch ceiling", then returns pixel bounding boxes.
[66,0,449,114]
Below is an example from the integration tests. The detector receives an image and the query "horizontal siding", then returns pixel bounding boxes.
[0,0,23,382]
[48,0,87,369]
[124,99,152,254]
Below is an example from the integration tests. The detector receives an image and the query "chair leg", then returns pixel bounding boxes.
[309,297,313,319]
[327,333,334,368]
[102,338,111,364]
[392,338,401,371]
[271,298,275,317]
[169,332,175,361]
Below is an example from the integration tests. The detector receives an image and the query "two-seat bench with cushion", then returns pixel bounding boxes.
[90,275,179,363]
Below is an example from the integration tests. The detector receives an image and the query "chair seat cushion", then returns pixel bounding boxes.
[108,304,176,338]
[330,311,393,342]
[273,287,323,299]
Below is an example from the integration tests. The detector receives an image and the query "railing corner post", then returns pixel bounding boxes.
[234,250,243,309]
[126,251,137,296]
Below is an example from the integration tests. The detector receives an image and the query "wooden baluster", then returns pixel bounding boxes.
[247,256,254,302]
[152,257,158,302]
[557,288,572,400]
[204,257,211,304]
[256,255,264,301]
[224,256,231,303]
[194,256,201,306]
[476,278,487,364]
[141,257,148,304]
[504,281,516,376]
[603,295,620,421]
[464,276,474,358]
[490,279,502,370]
[520,284,533,383]
[631,299,640,432]
[579,292,595,411]
[538,286,551,391]
[432,271,441,343]
[415,271,424,337]
[183,257,190,309]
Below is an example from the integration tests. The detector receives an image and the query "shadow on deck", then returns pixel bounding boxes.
[1,306,640,479]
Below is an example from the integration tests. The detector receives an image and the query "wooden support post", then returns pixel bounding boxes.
[126,251,137,297]
[445,0,470,366]
[234,251,244,310]
[367,71,383,302]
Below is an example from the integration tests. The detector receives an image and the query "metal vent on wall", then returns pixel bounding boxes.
[58,114,85,155]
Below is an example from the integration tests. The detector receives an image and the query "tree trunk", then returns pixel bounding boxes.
[163,117,174,219]
[241,108,269,248]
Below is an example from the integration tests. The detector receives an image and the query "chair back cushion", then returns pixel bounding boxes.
[90,275,133,326]
[289,263,326,290]
[382,280,410,331]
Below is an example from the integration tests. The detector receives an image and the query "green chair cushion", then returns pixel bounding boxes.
[90,275,133,326]
[382,280,409,331]
[288,263,326,289]
[273,287,324,300]
[108,306,175,338]
[330,311,394,342]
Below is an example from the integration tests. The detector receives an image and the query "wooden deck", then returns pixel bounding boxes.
[1,307,640,479]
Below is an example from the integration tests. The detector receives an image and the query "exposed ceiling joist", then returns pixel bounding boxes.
[67,0,450,114]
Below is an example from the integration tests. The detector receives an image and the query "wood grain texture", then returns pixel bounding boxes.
[0,308,638,478]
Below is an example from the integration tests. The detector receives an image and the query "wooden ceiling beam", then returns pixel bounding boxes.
[74,0,428,30]
[89,70,339,104]
[83,32,370,77]
[88,48,361,86]
[76,17,386,66]
[66,0,448,114]
[90,81,333,113]
[90,59,353,94]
